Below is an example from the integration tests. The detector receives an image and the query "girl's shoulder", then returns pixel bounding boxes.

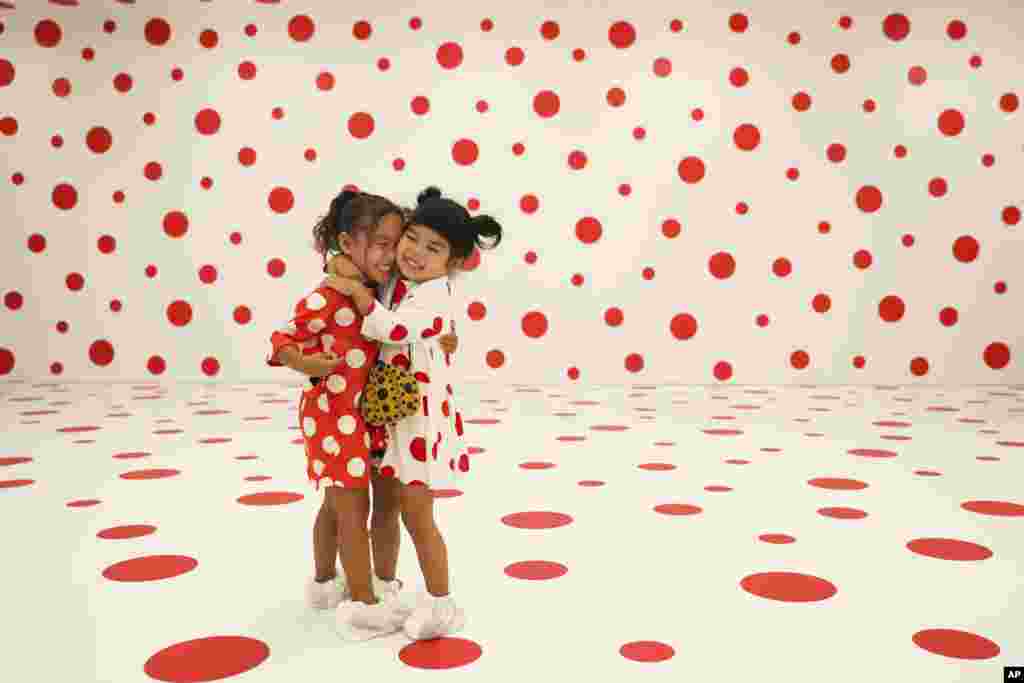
[409,276,454,299]
[298,287,359,315]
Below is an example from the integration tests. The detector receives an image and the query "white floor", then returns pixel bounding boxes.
[2,380,1022,682]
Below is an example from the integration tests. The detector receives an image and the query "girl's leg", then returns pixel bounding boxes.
[399,484,449,597]
[369,470,402,582]
[327,486,376,605]
[313,496,338,582]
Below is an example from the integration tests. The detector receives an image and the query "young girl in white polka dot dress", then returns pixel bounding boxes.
[323,186,503,641]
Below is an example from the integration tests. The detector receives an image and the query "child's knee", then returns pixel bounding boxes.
[370,502,400,530]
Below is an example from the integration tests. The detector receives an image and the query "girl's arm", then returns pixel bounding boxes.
[276,346,341,378]
[359,280,449,347]
[321,276,460,354]
[267,289,344,368]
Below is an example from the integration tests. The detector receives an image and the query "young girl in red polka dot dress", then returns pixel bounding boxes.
[268,190,458,640]
[322,186,503,641]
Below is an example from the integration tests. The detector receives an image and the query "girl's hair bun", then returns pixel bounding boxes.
[417,186,442,205]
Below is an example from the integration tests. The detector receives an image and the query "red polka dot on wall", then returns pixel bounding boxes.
[0,11,1015,383]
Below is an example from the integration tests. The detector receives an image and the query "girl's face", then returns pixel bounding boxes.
[342,213,402,285]
[396,223,456,282]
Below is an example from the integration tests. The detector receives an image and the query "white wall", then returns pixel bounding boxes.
[1,0,1021,385]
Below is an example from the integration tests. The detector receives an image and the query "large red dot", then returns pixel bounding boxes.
[983,342,1010,369]
[522,311,548,338]
[163,210,188,238]
[906,538,992,561]
[501,511,573,529]
[486,349,505,368]
[86,126,112,154]
[98,524,157,540]
[733,123,761,151]
[35,19,62,47]
[268,187,294,213]
[167,300,193,326]
[238,492,303,505]
[856,185,883,212]
[912,629,1000,660]
[102,555,196,582]
[195,108,221,135]
[670,314,697,340]
[144,18,172,46]
[89,340,115,366]
[608,21,636,48]
[625,353,644,373]
[809,477,868,490]
[145,636,270,682]
[399,638,482,670]
[878,295,905,322]
[883,13,911,41]
[575,217,602,244]
[620,641,674,662]
[468,302,486,321]
[741,572,837,602]
[961,500,1024,517]
[655,504,702,516]
[348,112,374,139]
[847,448,897,459]
[819,507,867,519]
[709,252,735,279]
[452,139,478,166]
[953,235,979,262]
[938,109,965,136]
[288,15,315,42]
[0,59,14,88]
[120,469,180,480]
[437,42,463,69]
[678,156,706,183]
[533,90,560,118]
[504,560,567,580]
[52,183,78,210]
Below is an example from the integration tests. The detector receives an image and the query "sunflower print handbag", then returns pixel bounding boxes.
[360,344,421,427]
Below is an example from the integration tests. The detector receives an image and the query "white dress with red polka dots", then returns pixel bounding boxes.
[362,273,469,488]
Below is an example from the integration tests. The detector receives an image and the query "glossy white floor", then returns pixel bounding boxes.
[2,380,1022,682]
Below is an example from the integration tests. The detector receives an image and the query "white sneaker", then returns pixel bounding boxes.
[335,598,405,641]
[306,573,347,610]
[403,594,466,641]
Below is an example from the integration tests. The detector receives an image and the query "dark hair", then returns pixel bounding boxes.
[312,190,403,258]
[408,186,502,261]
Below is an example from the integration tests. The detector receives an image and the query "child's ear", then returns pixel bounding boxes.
[337,232,353,256]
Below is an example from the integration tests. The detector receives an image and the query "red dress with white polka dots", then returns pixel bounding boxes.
[268,286,387,490]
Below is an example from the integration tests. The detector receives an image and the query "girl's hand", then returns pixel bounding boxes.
[300,351,344,378]
[439,333,458,355]
[327,254,363,279]
[320,275,360,296]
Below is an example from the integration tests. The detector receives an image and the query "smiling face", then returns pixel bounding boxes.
[396,223,454,282]
[341,212,403,285]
